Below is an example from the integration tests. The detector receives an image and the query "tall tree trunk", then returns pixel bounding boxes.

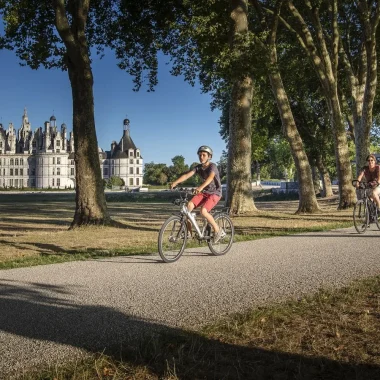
[316,153,333,198]
[68,62,110,227]
[227,77,257,214]
[350,1,380,174]
[329,95,356,208]
[269,66,321,213]
[53,0,109,227]
[262,0,320,213]
[285,0,356,209]
[227,0,257,214]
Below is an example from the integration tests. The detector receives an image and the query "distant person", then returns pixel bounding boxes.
[170,145,225,243]
[356,154,380,209]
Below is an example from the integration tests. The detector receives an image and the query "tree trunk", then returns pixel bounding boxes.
[285,0,355,209]
[311,166,321,196]
[268,49,320,213]
[329,96,356,209]
[227,77,257,214]
[52,0,110,227]
[68,62,110,227]
[316,154,333,198]
[226,0,257,214]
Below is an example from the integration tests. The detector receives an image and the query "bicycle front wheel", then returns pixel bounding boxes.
[353,200,369,234]
[158,215,188,263]
[207,214,234,256]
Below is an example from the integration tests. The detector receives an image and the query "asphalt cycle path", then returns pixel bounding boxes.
[1,226,380,378]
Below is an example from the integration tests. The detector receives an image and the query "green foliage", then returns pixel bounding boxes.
[106,176,125,189]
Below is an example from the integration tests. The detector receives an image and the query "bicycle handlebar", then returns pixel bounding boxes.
[352,179,379,189]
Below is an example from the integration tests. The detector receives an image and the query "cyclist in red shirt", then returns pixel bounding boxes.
[356,154,380,209]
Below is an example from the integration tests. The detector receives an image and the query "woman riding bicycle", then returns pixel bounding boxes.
[356,154,380,209]
[170,145,225,243]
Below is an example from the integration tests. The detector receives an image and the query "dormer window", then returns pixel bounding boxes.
[57,140,61,146]
[129,151,133,157]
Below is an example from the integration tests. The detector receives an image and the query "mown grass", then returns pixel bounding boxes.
[0,191,353,269]
[18,275,380,379]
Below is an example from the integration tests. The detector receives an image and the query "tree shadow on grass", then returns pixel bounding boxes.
[0,280,378,379]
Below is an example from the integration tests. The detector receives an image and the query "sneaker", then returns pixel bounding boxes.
[214,229,226,243]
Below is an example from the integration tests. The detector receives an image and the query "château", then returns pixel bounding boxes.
[0,109,143,189]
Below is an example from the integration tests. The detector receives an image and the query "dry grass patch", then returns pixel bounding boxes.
[0,193,352,267]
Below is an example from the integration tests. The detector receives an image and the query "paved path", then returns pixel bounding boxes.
[1,226,380,378]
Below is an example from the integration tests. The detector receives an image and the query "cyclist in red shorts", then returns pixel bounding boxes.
[171,145,225,243]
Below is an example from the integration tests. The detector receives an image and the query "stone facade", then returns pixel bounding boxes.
[0,109,143,189]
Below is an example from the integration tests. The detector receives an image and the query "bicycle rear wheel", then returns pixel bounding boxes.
[374,207,380,230]
[158,215,188,263]
[207,214,234,255]
[353,200,369,234]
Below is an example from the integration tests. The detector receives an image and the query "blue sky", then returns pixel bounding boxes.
[0,49,226,166]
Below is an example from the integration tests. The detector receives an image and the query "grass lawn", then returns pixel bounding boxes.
[0,191,353,269]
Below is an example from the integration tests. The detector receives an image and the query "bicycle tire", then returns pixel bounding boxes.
[158,215,188,263]
[374,207,380,230]
[353,200,369,234]
[207,214,234,256]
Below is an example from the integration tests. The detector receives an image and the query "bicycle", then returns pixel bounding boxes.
[158,188,234,263]
[352,179,380,233]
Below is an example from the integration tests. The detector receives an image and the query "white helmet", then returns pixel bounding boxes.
[197,145,213,157]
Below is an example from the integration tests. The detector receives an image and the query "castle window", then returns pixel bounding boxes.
[130,159,133,164]
[15,169,18,176]
[103,168,108,176]
[129,167,133,174]
[57,178,60,187]
[52,168,55,175]
[57,168,61,175]
[10,169,13,176]
[10,159,14,166]
[57,157,61,165]
[136,159,139,165]
[137,151,140,157]
[53,157,55,164]
[32,168,36,175]
[136,168,140,175]
[57,140,61,146]
[52,179,55,186]
[71,168,74,176]
[20,158,24,165]
[71,160,74,165]
[15,158,19,165]
[136,178,140,186]
[20,169,23,176]
[129,151,133,157]
[129,178,133,186]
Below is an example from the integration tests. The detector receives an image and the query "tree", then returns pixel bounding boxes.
[107,176,125,189]
[338,1,380,174]
[0,0,161,226]
[275,0,356,208]
[251,0,321,213]
[159,0,257,214]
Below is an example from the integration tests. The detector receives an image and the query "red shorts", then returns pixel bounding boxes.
[190,193,221,212]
